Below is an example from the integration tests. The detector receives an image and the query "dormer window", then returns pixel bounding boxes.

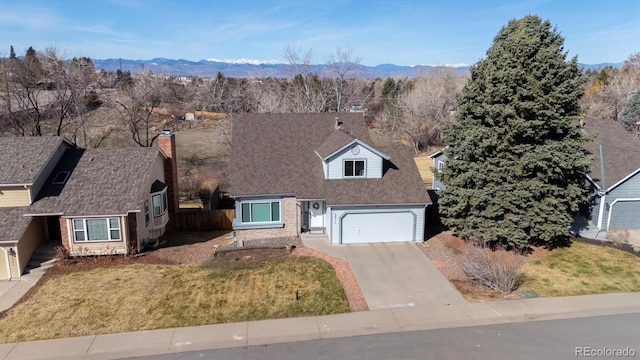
[344,160,365,178]
[52,171,70,184]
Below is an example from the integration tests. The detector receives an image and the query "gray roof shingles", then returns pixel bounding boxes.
[230,113,430,205]
[28,147,161,216]
[0,207,33,243]
[582,119,640,190]
[315,129,357,159]
[0,136,64,185]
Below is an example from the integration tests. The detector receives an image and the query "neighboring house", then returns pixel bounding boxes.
[229,113,431,245]
[581,119,640,231]
[428,147,448,191]
[427,119,640,232]
[0,131,178,280]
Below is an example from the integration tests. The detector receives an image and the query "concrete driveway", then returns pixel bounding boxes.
[302,236,466,310]
[340,242,466,310]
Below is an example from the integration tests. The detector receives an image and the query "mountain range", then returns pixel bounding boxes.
[92,58,621,78]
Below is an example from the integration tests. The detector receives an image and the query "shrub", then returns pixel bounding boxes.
[608,227,629,247]
[461,243,526,293]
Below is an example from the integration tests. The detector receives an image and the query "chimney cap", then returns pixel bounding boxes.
[160,129,172,136]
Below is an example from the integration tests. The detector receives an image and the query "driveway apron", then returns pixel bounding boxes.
[340,242,466,310]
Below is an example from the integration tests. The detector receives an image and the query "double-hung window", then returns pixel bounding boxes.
[73,218,121,242]
[241,201,280,223]
[344,160,365,178]
[152,189,168,217]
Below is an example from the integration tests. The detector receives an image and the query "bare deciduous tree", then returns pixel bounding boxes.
[114,71,166,147]
[376,68,466,153]
[326,46,362,112]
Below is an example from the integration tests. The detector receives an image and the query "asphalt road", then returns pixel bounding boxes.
[128,313,640,360]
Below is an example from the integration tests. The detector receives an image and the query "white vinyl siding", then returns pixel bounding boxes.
[73,218,121,242]
[326,145,383,179]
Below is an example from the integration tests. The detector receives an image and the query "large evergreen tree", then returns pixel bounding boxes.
[436,15,591,249]
[618,88,640,136]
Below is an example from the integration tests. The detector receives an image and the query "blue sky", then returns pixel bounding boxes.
[0,0,638,66]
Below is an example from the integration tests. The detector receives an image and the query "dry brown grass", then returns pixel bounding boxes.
[413,156,434,185]
[0,257,349,343]
[520,241,640,297]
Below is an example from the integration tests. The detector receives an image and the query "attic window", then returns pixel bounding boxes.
[52,171,70,184]
[344,160,365,178]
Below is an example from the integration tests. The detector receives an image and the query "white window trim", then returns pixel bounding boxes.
[73,217,122,243]
[151,188,168,218]
[437,160,444,171]
[240,200,282,224]
[343,159,367,178]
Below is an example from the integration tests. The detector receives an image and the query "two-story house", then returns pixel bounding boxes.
[0,131,178,280]
[229,113,431,245]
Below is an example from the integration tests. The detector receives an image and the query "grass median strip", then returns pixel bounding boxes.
[0,256,349,343]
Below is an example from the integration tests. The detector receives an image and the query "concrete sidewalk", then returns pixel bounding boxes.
[1,292,639,360]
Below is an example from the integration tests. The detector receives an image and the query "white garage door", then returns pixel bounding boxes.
[609,200,640,230]
[341,212,414,244]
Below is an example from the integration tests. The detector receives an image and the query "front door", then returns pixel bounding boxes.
[309,201,325,228]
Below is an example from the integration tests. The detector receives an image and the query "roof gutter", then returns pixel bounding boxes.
[327,202,431,207]
[231,193,296,199]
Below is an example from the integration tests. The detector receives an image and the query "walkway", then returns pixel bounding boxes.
[1,292,638,360]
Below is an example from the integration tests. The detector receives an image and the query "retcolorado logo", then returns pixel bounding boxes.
[575,347,636,357]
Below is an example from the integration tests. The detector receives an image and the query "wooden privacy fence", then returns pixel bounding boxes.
[174,209,235,231]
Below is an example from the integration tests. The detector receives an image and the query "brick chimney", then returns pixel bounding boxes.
[158,130,179,226]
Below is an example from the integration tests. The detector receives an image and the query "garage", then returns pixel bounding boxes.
[340,211,415,244]
[608,200,640,230]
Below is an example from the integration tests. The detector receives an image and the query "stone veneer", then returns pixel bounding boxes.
[236,197,299,243]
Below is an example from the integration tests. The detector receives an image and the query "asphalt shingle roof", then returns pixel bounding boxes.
[0,207,32,243]
[28,147,161,216]
[0,136,65,185]
[230,113,430,205]
[315,129,357,159]
[582,119,640,190]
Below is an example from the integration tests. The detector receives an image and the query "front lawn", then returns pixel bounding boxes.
[423,232,640,300]
[0,256,349,343]
[520,241,640,296]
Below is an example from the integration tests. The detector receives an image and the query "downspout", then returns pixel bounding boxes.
[598,144,606,231]
[599,144,606,190]
[295,202,300,237]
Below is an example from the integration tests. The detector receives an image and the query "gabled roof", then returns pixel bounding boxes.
[323,146,429,205]
[28,147,163,216]
[581,119,640,191]
[230,113,430,205]
[315,129,390,161]
[315,128,356,159]
[0,136,67,185]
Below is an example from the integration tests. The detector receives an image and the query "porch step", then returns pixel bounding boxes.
[25,242,59,272]
[308,227,325,235]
